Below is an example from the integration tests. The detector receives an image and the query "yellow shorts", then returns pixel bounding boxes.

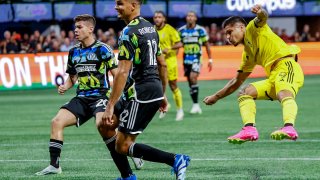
[251,58,304,100]
[165,56,179,81]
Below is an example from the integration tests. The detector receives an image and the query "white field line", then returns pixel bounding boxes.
[1,157,320,162]
[1,139,320,147]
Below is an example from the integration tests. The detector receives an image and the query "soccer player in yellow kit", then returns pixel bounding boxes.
[203,4,304,144]
[153,11,184,121]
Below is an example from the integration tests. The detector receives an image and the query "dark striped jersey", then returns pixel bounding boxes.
[66,40,117,97]
[178,24,209,64]
[118,16,164,103]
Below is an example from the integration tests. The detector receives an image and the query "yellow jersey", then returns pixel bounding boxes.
[240,18,301,76]
[157,24,181,60]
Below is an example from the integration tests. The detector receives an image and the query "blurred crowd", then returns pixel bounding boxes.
[1,23,319,54]
[0,28,118,54]
[205,23,320,46]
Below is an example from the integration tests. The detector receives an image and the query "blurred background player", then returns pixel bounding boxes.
[203,4,304,144]
[178,11,213,115]
[102,0,190,179]
[35,14,141,178]
[153,11,184,121]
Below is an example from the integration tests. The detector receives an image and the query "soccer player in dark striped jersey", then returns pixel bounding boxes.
[102,0,190,179]
[178,11,213,115]
[35,14,139,178]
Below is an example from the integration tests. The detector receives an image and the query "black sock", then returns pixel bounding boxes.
[244,123,254,127]
[104,136,133,178]
[190,85,199,103]
[284,123,293,127]
[49,139,63,168]
[129,143,175,167]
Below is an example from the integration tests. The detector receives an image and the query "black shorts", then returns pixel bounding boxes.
[115,99,162,134]
[184,62,201,77]
[61,96,108,127]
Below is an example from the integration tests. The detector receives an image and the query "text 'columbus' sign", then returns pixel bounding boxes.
[226,0,296,14]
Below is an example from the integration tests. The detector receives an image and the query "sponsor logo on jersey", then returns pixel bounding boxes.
[183,36,199,43]
[87,52,98,61]
[75,64,97,73]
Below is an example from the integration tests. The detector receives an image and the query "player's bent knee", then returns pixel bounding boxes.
[277,90,294,101]
[51,117,65,129]
[115,141,129,155]
[237,84,257,98]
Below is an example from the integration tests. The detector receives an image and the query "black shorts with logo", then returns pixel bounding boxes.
[184,62,201,77]
[114,98,162,134]
[61,96,108,127]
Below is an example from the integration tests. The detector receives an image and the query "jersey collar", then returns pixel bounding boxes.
[80,40,97,49]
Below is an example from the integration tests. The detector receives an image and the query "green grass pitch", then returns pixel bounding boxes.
[1,75,320,179]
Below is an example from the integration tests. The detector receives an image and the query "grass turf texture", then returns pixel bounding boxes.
[1,75,320,179]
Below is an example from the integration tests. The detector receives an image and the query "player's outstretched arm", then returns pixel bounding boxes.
[251,4,268,27]
[203,72,251,105]
[58,74,77,95]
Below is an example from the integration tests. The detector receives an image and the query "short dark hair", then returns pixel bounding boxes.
[155,11,166,18]
[135,0,143,5]
[154,10,167,23]
[187,11,197,18]
[74,14,96,28]
[222,16,247,28]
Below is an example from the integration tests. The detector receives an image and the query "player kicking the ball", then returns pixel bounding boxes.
[203,4,304,144]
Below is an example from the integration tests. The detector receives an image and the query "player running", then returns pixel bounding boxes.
[153,11,184,121]
[178,11,213,115]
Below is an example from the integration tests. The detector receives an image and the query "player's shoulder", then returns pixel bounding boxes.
[68,43,80,54]
[94,40,113,52]
[178,25,187,32]
[195,24,206,32]
[70,43,81,51]
[247,19,256,28]
[165,24,178,32]
[127,16,152,29]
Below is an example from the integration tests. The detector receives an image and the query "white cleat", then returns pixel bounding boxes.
[131,157,144,170]
[159,112,166,119]
[190,104,202,114]
[159,103,171,119]
[35,165,62,176]
[175,109,184,121]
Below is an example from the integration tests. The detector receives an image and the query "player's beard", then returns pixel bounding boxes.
[156,22,165,29]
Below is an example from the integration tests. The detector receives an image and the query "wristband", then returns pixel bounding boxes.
[209,59,213,63]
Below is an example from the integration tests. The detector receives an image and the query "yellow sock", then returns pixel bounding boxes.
[238,95,256,125]
[281,97,297,125]
[173,88,183,109]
